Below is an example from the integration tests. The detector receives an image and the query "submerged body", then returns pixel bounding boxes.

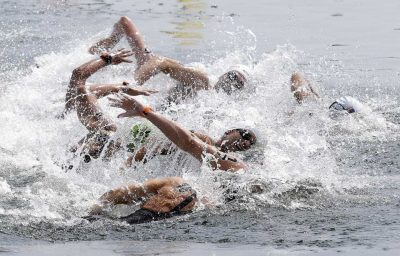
[88,177,197,224]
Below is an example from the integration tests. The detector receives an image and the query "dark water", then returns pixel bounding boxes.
[0,0,399,255]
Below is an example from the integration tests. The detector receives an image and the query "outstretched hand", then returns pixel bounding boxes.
[108,94,146,118]
[111,48,134,65]
[122,86,158,96]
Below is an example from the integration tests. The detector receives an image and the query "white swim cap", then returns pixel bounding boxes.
[329,96,364,113]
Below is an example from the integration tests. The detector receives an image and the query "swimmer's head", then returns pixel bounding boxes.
[81,131,111,162]
[131,123,152,143]
[217,128,257,152]
[214,70,248,95]
[127,123,152,152]
[329,96,363,114]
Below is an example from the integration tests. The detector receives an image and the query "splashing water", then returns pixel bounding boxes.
[0,0,399,251]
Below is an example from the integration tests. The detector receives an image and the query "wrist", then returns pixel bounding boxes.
[143,106,153,116]
[100,53,112,65]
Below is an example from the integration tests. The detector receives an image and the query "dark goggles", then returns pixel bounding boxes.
[226,128,257,145]
[226,71,246,89]
[329,101,355,113]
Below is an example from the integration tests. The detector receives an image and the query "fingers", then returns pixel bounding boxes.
[120,51,132,57]
[109,102,122,108]
[142,90,157,96]
[115,49,132,56]
[119,93,133,100]
[108,97,120,103]
[117,112,131,118]
[121,53,134,58]
[108,97,123,108]
[122,58,133,63]
[117,112,135,118]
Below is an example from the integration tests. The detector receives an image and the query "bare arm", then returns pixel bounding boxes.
[65,58,107,111]
[133,57,209,97]
[109,95,247,172]
[160,58,210,90]
[65,50,134,112]
[129,132,211,164]
[98,177,183,205]
[88,83,158,99]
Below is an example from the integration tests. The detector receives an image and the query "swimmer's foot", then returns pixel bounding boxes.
[89,38,117,55]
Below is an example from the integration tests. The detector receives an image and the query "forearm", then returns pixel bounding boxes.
[143,111,246,171]
[144,111,202,160]
[73,58,108,81]
[88,84,121,98]
[161,59,210,90]
[65,58,108,109]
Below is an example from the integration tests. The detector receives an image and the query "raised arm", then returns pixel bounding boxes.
[109,95,247,172]
[65,50,134,112]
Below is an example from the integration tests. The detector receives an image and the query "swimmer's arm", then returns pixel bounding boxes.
[88,84,158,98]
[307,83,320,98]
[65,51,133,111]
[192,131,215,145]
[98,184,146,206]
[160,58,210,90]
[145,113,246,171]
[143,177,184,193]
[110,95,246,171]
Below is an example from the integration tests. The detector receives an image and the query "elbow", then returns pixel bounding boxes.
[72,67,85,79]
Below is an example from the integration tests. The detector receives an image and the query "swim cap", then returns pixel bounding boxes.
[126,123,152,151]
[329,96,364,113]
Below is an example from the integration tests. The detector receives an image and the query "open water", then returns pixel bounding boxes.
[0,0,399,255]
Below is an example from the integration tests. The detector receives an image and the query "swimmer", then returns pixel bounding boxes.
[109,94,251,172]
[86,177,197,224]
[64,49,158,161]
[126,123,257,166]
[64,51,256,165]
[329,96,366,114]
[290,72,367,114]
[88,16,249,104]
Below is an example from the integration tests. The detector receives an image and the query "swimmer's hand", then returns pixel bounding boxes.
[121,86,158,96]
[109,94,146,118]
[102,49,134,65]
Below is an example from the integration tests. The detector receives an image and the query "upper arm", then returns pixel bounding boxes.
[143,177,184,194]
[192,132,215,145]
